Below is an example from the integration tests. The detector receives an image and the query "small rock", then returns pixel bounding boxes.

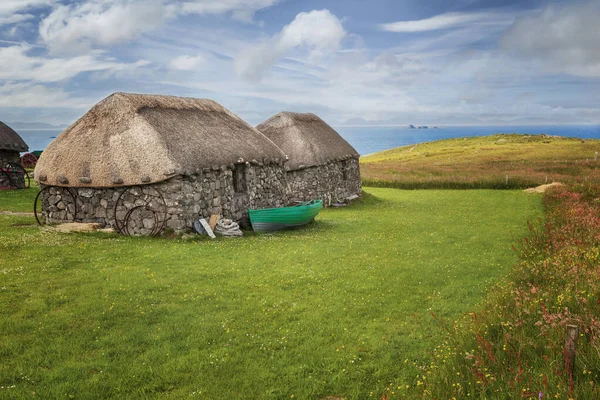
[79,188,94,198]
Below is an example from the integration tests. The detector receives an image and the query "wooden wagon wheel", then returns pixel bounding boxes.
[20,153,38,169]
[113,186,167,236]
[34,186,78,225]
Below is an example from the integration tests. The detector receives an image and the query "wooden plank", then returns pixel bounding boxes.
[208,214,220,231]
[199,218,216,239]
[565,324,579,381]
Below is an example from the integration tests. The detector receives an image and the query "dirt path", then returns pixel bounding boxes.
[0,211,35,216]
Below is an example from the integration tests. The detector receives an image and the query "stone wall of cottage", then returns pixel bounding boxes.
[286,158,361,205]
[0,150,25,189]
[0,150,20,164]
[0,168,25,189]
[39,163,287,234]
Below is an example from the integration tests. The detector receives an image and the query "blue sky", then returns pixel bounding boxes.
[0,0,598,126]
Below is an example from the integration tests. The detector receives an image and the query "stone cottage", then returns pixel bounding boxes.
[0,121,28,189]
[256,112,361,205]
[34,92,288,235]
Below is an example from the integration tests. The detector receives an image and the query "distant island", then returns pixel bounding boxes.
[406,124,437,129]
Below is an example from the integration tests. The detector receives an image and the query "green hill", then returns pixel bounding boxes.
[360,134,600,189]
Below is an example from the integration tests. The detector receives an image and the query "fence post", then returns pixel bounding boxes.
[505,175,508,185]
[565,325,579,381]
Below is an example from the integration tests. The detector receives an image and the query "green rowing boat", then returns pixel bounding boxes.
[248,200,323,232]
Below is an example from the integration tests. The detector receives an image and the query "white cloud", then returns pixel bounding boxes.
[0,0,54,16]
[234,9,346,81]
[0,81,87,108]
[380,12,498,33]
[0,0,53,27]
[278,10,346,53]
[37,0,281,54]
[0,14,35,26]
[6,27,19,37]
[39,0,176,54]
[181,0,278,22]
[0,45,149,82]
[501,1,600,78]
[328,52,434,87]
[168,54,205,71]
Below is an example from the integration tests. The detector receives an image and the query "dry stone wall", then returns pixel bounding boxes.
[0,150,25,188]
[39,163,287,234]
[0,169,25,189]
[0,150,20,165]
[286,158,362,205]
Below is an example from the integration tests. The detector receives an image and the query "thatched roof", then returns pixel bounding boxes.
[34,92,286,187]
[0,121,28,152]
[256,112,359,170]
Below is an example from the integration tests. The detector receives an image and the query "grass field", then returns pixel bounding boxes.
[421,183,600,399]
[0,186,541,399]
[361,134,600,189]
[0,184,38,213]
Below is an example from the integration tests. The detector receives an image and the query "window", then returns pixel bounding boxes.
[233,163,247,193]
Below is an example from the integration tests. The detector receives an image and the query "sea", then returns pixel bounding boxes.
[17,124,600,156]
[335,124,600,155]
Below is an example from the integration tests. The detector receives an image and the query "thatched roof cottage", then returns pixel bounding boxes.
[34,92,288,234]
[256,112,361,204]
[0,121,28,189]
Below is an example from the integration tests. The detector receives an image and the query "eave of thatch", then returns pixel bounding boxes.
[256,112,359,171]
[0,121,28,152]
[34,92,286,187]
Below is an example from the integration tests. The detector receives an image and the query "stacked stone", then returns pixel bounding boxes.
[246,163,287,212]
[39,163,288,234]
[0,150,20,165]
[41,186,78,223]
[0,169,25,189]
[286,158,361,205]
[0,150,25,189]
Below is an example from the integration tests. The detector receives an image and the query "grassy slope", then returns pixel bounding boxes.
[360,134,600,189]
[0,187,541,399]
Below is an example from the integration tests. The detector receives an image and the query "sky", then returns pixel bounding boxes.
[0,0,599,126]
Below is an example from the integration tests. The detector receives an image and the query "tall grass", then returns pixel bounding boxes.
[420,184,600,399]
[361,177,540,190]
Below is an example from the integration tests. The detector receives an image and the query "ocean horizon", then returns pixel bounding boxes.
[17,124,600,157]
[336,124,600,155]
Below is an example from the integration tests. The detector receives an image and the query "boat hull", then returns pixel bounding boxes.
[248,200,323,233]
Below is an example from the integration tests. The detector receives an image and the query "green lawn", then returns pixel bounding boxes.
[0,187,542,399]
[0,184,39,213]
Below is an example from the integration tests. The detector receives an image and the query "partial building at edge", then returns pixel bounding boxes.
[0,121,28,189]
